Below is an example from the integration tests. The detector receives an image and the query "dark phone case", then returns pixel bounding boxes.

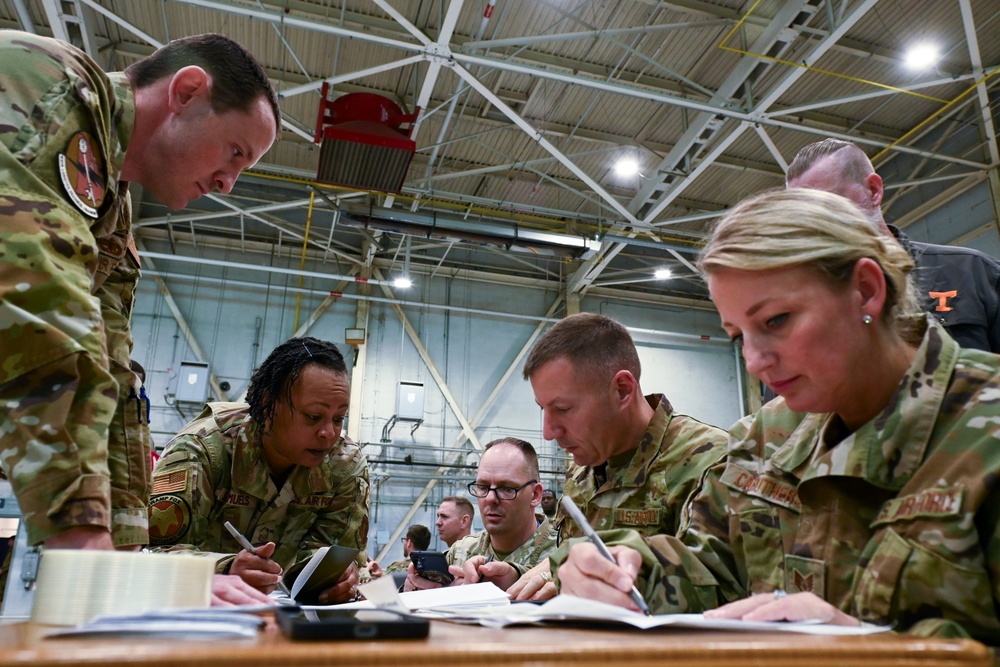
[275,608,430,641]
[409,550,454,585]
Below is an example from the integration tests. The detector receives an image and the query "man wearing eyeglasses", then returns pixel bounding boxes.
[509,313,728,601]
[404,438,555,592]
[384,524,431,575]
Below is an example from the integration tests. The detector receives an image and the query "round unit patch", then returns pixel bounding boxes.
[148,494,191,545]
[57,131,105,218]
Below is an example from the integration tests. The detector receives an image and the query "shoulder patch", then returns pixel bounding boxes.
[151,469,188,495]
[148,494,191,544]
[58,131,105,218]
[720,463,801,511]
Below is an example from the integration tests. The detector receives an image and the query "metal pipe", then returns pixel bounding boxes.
[140,268,726,347]
[292,191,316,331]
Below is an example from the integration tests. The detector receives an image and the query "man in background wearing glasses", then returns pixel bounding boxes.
[404,438,555,592]
[384,524,431,575]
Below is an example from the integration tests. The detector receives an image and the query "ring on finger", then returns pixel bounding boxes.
[539,571,551,582]
[772,589,787,599]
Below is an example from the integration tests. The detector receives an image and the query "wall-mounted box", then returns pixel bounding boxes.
[176,360,210,403]
[396,382,424,421]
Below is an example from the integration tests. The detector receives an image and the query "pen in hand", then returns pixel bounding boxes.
[559,496,652,616]
[223,521,292,597]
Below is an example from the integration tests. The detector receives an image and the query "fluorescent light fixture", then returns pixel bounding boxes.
[614,157,639,178]
[904,43,939,70]
[393,276,413,289]
[654,268,672,280]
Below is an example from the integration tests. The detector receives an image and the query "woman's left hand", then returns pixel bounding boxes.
[317,562,360,604]
[704,590,859,626]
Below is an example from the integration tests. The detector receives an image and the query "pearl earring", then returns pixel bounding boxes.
[862,314,873,325]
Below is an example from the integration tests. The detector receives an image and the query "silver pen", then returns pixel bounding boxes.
[223,520,292,597]
[560,496,652,616]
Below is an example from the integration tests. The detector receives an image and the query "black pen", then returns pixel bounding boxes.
[559,496,652,616]
[224,521,292,597]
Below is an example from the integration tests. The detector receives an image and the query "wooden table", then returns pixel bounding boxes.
[0,618,992,667]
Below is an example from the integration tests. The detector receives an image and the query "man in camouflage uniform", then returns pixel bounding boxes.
[384,524,431,575]
[406,438,555,592]
[555,319,1000,641]
[509,312,728,599]
[0,31,279,550]
[149,337,370,604]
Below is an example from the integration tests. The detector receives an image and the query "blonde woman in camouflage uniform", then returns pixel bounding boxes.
[149,337,370,604]
[556,188,1000,642]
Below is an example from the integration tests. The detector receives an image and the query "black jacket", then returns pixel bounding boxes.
[892,225,1000,354]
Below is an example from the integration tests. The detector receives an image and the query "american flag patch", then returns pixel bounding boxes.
[152,470,188,494]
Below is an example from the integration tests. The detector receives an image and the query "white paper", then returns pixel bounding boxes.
[319,580,510,613]
[419,594,891,636]
[45,609,264,640]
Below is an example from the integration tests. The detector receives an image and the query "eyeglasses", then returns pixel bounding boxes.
[467,480,537,501]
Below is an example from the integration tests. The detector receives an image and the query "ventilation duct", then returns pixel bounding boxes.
[314,84,419,194]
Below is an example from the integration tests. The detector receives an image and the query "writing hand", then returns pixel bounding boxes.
[228,541,283,593]
[558,542,642,612]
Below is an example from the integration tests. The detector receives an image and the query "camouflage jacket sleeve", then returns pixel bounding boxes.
[0,34,133,545]
[95,196,150,548]
[146,432,232,570]
[549,466,745,617]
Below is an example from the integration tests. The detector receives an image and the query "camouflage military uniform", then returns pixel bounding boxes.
[0,31,149,547]
[384,558,410,575]
[448,514,555,577]
[148,402,370,584]
[554,394,727,544]
[558,319,1000,641]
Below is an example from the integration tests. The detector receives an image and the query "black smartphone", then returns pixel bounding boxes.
[409,550,454,585]
[276,608,429,641]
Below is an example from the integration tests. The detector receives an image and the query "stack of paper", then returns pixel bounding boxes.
[32,550,214,626]
[45,610,264,640]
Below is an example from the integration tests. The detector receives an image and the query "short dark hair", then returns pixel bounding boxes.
[483,437,539,480]
[786,138,874,185]
[125,33,280,135]
[406,524,431,550]
[440,495,475,519]
[541,489,557,497]
[523,313,640,383]
[246,337,347,431]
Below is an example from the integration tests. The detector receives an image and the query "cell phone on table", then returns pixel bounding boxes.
[276,607,429,641]
[409,550,454,585]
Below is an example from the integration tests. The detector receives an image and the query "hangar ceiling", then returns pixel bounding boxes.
[9,0,1000,305]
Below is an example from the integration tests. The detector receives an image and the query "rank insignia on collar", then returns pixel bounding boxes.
[58,131,105,218]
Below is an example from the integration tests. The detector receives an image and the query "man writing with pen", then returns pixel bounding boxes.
[404,438,556,592]
[147,337,371,603]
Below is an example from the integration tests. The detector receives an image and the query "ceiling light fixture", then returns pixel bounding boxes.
[904,43,939,70]
[393,236,413,289]
[654,268,672,280]
[614,157,640,178]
